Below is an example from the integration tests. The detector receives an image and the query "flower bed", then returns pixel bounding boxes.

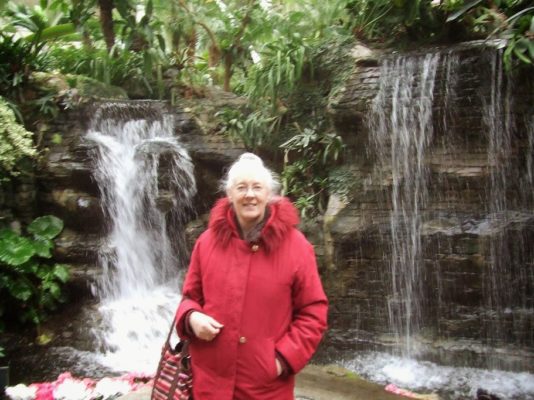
[5,372,152,400]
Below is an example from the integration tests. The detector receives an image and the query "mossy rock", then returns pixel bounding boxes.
[31,71,70,93]
[66,74,128,99]
[30,72,128,100]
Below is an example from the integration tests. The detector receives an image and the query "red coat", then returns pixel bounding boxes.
[176,197,328,400]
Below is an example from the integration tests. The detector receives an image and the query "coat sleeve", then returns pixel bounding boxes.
[275,240,328,374]
[175,239,205,339]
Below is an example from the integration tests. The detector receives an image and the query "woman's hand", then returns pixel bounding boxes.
[189,311,224,341]
[275,358,282,377]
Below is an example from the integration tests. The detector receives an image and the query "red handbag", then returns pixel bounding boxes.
[151,316,192,400]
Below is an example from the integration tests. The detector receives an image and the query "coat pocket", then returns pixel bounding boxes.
[238,337,278,385]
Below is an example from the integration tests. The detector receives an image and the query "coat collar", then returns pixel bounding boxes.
[208,196,300,253]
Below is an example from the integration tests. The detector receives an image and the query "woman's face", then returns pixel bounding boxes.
[228,172,271,230]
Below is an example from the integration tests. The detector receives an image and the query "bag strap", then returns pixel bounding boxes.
[164,312,178,349]
[163,312,190,357]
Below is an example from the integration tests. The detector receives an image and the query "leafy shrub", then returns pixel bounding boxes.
[246,32,309,109]
[445,0,533,70]
[0,33,52,95]
[48,43,173,98]
[0,215,70,329]
[0,97,37,180]
[215,106,282,151]
[280,123,345,218]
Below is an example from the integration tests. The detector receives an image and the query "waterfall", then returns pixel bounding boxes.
[369,53,440,355]
[482,50,514,349]
[349,44,534,399]
[527,115,534,186]
[482,50,533,357]
[85,102,196,373]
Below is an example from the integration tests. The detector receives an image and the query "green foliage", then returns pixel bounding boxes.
[115,0,166,55]
[0,97,37,180]
[345,0,445,42]
[0,215,69,328]
[444,0,534,70]
[344,0,533,69]
[280,123,345,218]
[49,45,169,99]
[229,1,353,157]
[0,32,52,95]
[0,2,77,102]
[246,32,308,109]
[215,107,282,151]
[346,0,396,39]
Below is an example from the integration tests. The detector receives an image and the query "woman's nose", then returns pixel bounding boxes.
[244,187,256,197]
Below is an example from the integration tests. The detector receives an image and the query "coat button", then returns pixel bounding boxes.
[251,244,259,252]
[239,336,247,344]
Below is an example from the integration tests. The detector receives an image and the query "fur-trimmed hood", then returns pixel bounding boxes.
[208,196,300,253]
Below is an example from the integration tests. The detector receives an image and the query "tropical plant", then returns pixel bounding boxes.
[0,215,69,330]
[0,32,50,97]
[176,0,261,92]
[445,0,534,70]
[3,1,75,41]
[215,106,282,151]
[0,2,77,99]
[345,0,395,39]
[246,30,308,109]
[280,123,345,217]
[0,97,37,181]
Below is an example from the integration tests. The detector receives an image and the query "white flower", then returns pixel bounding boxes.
[53,379,92,400]
[5,384,37,400]
[93,378,132,399]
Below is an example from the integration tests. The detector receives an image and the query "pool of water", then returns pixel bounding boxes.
[342,351,534,400]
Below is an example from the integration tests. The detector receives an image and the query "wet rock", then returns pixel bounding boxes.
[40,189,104,233]
[476,388,501,400]
[53,229,101,263]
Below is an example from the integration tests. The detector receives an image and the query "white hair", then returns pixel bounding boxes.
[222,153,280,196]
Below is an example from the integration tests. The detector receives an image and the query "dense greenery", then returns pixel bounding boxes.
[0,97,37,181]
[0,215,69,331]
[0,0,532,216]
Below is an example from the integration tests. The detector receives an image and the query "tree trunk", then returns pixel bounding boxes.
[98,0,115,51]
[223,53,233,92]
[186,27,196,66]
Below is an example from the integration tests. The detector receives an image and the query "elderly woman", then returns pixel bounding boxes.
[175,153,328,399]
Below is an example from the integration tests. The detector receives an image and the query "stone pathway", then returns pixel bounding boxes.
[294,364,402,400]
[120,364,405,400]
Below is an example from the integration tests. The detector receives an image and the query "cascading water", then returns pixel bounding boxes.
[342,46,534,399]
[368,53,440,355]
[482,50,514,351]
[480,50,534,367]
[85,102,196,374]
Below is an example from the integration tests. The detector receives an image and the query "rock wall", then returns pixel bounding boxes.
[324,41,534,371]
